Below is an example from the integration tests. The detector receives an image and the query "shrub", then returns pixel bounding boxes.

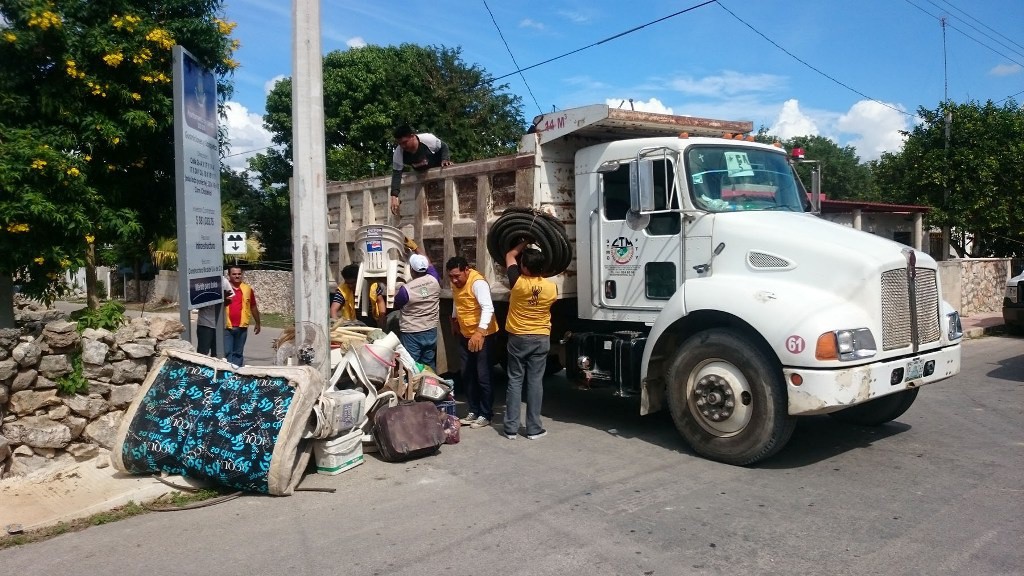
[72,300,127,332]
[56,354,88,395]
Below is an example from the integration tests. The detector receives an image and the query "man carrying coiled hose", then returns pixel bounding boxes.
[501,242,557,440]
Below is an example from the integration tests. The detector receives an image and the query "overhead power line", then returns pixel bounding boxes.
[903,0,1024,68]
[935,0,1024,55]
[714,1,914,118]
[488,0,716,85]
[995,89,1024,105]
[481,0,542,115]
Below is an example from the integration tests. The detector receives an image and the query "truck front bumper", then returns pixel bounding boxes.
[784,343,961,416]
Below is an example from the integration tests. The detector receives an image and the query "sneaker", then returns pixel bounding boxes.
[458,413,477,425]
[502,432,517,440]
[469,417,490,429]
[526,429,547,440]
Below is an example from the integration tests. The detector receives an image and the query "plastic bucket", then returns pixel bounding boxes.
[354,343,396,386]
[313,428,364,475]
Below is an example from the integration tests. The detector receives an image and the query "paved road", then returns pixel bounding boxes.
[1,336,1021,575]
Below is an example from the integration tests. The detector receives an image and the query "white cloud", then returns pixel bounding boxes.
[519,18,545,30]
[990,63,1022,77]
[604,97,673,115]
[264,75,285,95]
[668,70,787,98]
[770,99,819,140]
[222,101,275,172]
[346,36,366,49]
[836,100,909,161]
[558,10,591,24]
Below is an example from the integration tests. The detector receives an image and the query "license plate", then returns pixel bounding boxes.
[906,358,924,381]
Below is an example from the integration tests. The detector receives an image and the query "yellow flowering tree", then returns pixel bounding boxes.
[0,0,239,316]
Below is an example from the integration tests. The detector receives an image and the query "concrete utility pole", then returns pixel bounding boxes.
[291,0,329,377]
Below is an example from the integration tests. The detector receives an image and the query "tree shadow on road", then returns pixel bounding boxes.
[986,350,1023,383]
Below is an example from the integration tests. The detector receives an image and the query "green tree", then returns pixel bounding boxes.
[873,100,1024,257]
[751,128,877,201]
[221,167,291,264]
[0,0,239,318]
[255,43,525,185]
[784,135,877,201]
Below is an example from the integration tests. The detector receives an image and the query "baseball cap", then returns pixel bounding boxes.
[409,254,429,273]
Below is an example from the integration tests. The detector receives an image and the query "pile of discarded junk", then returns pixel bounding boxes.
[109,224,459,496]
[310,326,460,475]
[109,329,459,496]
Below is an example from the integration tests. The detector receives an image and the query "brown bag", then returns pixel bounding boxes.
[372,401,445,462]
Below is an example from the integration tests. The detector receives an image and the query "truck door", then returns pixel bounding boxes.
[597,158,682,310]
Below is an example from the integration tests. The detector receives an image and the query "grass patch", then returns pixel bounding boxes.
[260,312,295,329]
[0,501,147,549]
[0,488,232,549]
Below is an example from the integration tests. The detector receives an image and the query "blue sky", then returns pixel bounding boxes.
[219,0,1024,171]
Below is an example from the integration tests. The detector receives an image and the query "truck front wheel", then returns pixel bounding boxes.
[666,329,795,466]
[828,388,919,426]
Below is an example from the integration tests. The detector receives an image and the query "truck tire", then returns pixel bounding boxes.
[665,329,795,466]
[828,388,919,426]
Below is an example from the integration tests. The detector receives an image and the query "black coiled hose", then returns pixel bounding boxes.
[487,207,572,277]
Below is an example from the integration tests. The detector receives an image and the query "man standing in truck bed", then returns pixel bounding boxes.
[390,125,452,215]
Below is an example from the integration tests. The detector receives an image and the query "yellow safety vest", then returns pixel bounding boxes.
[226,283,255,328]
[506,274,557,335]
[452,269,498,338]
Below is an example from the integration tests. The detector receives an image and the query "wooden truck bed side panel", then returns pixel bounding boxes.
[326,151,578,301]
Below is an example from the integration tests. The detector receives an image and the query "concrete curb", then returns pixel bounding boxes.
[964,324,1007,339]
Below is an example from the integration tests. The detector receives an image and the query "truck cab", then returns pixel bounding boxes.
[567,121,963,464]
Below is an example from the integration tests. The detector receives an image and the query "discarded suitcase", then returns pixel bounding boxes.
[372,401,445,462]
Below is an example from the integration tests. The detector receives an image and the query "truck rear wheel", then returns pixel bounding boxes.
[828,388,919,426]
[666,329,795,466]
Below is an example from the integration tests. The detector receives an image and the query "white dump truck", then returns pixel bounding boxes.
[326,104,963,465]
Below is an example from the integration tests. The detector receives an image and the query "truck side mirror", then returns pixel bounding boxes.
[629,159,656,213]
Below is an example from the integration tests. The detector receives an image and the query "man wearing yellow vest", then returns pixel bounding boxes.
[447,256,498,429]
[225,265,261,366]
[330,264,360,321]
[331,264,385,327]
[501,243,557,440]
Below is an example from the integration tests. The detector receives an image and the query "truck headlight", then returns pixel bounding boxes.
[947,311,963,340]
[815,328,876,361]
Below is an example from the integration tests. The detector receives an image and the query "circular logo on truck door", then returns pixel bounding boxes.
[610,236,635,264]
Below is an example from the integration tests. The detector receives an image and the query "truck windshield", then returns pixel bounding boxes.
[686,145,805,213]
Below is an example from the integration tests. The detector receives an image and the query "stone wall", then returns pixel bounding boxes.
[134,270,296,316]
[937,258,1011,316]
[244,270,295,316]
[0,301,192,479]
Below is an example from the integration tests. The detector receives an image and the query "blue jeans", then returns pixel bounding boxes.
[400,328,437,372]
[224,327,249,366]
[459,333,496,420]
[503,334,550,436]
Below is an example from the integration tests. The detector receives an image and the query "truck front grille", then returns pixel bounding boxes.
[880,268,941,350]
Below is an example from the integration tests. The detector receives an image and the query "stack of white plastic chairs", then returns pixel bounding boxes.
[353,224,409,316]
